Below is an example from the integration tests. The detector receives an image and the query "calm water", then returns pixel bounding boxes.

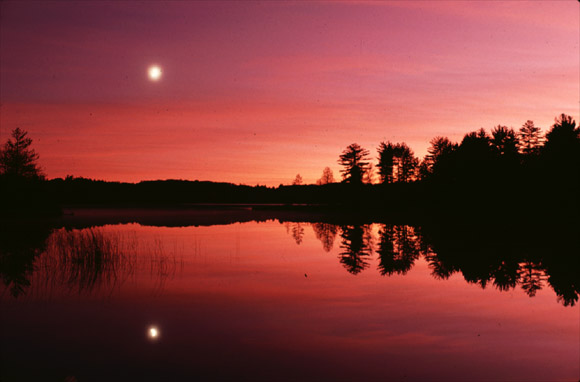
[1,216,579,381]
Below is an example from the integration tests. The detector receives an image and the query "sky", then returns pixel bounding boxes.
[1,1,578,186]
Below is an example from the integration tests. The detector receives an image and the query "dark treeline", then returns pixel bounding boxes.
[1,114,579,222]
[334,113,580,221]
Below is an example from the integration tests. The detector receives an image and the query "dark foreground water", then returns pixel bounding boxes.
[1,214,578,381]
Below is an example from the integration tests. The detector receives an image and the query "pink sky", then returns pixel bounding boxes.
[1,1,578,185]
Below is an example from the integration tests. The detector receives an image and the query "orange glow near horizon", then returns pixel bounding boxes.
[1,1,578,186]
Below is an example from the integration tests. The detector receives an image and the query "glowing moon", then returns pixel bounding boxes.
[148,65,162,81]
[148,326,160,339]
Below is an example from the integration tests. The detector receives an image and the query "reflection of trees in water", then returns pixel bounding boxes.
[0,222,52,297]
[338,225,373,275]
[424,251,456,281]
[311,223,338,252]
[545,264,578,307]
[377,225,421,276]
[0,226,182,299]
[292,223,305,245]
[291,222,579,306]
[284,222,305,245]
[518,261,546,298]
[420,224,579,307]
[491,260,520,292]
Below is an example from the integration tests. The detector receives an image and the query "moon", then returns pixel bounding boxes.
[148,326,160,340]
[148,65,162,81]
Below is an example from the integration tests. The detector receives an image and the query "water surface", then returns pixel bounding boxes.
[1,218,578,381]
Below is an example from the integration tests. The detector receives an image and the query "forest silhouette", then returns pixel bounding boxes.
[0,113,578,224]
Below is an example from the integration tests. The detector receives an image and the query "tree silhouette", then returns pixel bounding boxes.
[490,125,520,182]
[543,114,579,155]
[394,143,419,182]
[424,136,458,181]
[316,167,334,185]
[423,136,456,176]
[292,174,303,185]
[338,143,370,184]
[461,128,491,152]
[377,142,418,183]
[491,125,518,157]
[377,142,395,183]
[541,114,580,194]
[0,128,56,216]
[453,128,494,182]
[0,128,43,179]
[517,120,543,155]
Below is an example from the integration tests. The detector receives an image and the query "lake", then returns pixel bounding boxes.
[1,210,578,381]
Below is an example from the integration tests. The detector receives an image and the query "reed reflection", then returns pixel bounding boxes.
[37,228,138,294]
[0,225,181,299]
[305,222,579,306]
